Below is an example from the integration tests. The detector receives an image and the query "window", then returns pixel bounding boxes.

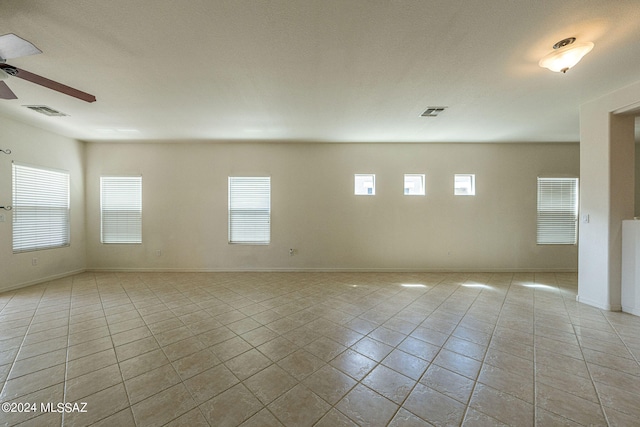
[404,174,425,195]
[355,174,375,195]
[537,177,579,245]
[100,176,142,244]
[12,163,70,253]
[229,177,271,244]
[454,174,475,195]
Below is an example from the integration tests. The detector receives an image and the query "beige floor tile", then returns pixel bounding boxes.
[388,408,432,426]
[381,348,429,380]
[211,336,252,361]
[0,383,64,426]
[267,383,330,426]
[398,336,440,361]
[119,348,170,380]
[0,364,66,400]
[115,335,160,362]
[131,383,197,427]
[362,364,415,404]
[184,363,239,404]
[162,336,206,362]
[240,408,284,426]
[64,383,130,427]
[257,336,298,362]
[2,271,640,427]
[163,408,210,426]
[65,363,122,402]
[277,348,325,381]
[594,381,640,418]
[225,348,271,381]
[433,348,482,380]
[462,407,511,426]
[314,408,359,426]
[469,383,534,427]
[536,382,607,425]
[421,363,475,404]
[330,348,377,380]
[240,325,280,347]
[90,408,136,427]
[303,364,357,405]
[199,383,263,427]
[16,336,68,360]
[125,363,182,404]
[536,364,599,403]
[244,363,298,405]
[336,383,399,427]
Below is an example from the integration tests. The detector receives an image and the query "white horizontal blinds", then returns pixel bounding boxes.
[537,177,579,245]
[100,176,142,244]
[12,163,70,253]
[229,177,270,244]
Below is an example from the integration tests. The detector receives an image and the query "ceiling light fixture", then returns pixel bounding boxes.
[539,37,594,73]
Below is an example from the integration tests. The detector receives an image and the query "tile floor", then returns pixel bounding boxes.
[1,271,639,426]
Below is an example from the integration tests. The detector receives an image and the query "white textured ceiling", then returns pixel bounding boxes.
[0,0,639,143]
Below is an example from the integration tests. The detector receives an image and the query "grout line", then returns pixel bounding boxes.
[561,277,612,427]
[459,272,513,426]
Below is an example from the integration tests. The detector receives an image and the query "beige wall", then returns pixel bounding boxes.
[578,80,640,311]
[0,116,86,292]
[85,141,579,272]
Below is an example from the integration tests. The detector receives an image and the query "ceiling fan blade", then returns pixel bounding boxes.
[0,81,17,99]
[0,34,42,60]
[0,64,96,103]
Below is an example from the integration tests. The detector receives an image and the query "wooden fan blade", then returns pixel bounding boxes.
[0,64,96,103]
[0,81,17,99]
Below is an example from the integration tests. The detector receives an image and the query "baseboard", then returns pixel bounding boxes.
[621,305,640,316]
[0,268,87,294]
[575,294,622,312]
[87,267,578,273]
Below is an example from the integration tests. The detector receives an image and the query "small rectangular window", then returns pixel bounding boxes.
[12,162,70,253]
[404,174,425,195]
[355,174,375,195]
[537,177,579,245]
[454,174,475,196]
[229,177,271,244]
[100,176,142,244]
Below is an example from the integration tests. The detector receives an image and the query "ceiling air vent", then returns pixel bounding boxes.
[421,107,447,117]
[24,105,68,117]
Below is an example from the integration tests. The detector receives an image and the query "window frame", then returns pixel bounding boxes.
[354,174,376,196]
[404,174,426,196]
[536,177,579,245]
[454,174,476,196]
[100,176,143,244]
[228,176,271,245]
[12,162,70,253]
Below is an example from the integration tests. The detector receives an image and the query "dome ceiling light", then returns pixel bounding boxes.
[539,37,594,73]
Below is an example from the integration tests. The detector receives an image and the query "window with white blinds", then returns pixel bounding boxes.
[100,176,142,244]
[228,177,270,244]
[12,163,70,253]
[537,177,579,245]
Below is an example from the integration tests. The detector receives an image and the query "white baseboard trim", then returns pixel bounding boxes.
[622,305,640,316]
[87,267,578,273]
[0,269,87,294]
[576,295,622,312]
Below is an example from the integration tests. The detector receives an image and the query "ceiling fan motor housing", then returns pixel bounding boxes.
[1,65,19,76]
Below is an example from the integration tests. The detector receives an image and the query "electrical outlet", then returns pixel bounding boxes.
[0,213,5,222]
[156,250,162,257]
[32,258,38,266]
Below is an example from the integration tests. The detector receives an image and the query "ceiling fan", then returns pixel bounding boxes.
[0,33,96,103]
